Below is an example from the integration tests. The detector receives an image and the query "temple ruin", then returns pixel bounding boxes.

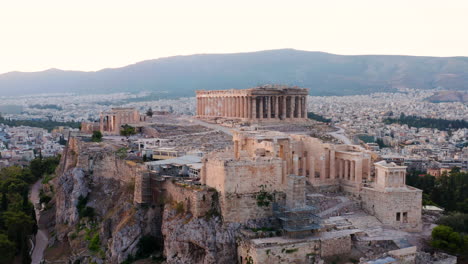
[196,85,309,123]
[81,107,146,135]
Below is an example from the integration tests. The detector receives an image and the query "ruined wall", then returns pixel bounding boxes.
[360,187,422,232]
[163,181,216,218]
[320,235,352,257]
[237,231,353,264]
[220,192,285,223]
[238,238,320,264]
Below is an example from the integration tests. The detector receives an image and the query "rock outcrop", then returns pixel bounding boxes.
[162,208,240,264]
[47,138,163,264]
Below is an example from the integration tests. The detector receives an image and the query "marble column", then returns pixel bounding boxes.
[234,97,239,117]
[244,96,248,118]
[224,97,229,117]
[297,96,302,119]
[252,96,257,119]
[282,96,287,119]
[344,160,349,180]
[259,97,263,119]
[355,159,363,184]
[239,97,242,118]
[330,150,336,179]
[320,155,327,180]
[275,96,279,119]
[267,96,271,119]
[291,96,296,118]
[302,96,307,118]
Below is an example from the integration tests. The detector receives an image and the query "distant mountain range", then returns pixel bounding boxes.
[1,49,468,97]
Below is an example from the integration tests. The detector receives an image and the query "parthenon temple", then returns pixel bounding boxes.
[196,85,309,122]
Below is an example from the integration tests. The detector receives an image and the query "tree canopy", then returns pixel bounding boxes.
[0,156,60,263]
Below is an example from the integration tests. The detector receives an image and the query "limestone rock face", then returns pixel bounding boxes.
[162,208,241,264]
[49,140,162,264]
[55,167,89,227]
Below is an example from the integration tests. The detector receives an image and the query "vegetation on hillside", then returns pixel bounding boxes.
[431,225,468,255]
[0,156,60,263]
[406,169,468,213]
[307,112,331,123]
[0,114,80,132]
[91,131,103,142]
[29,104,63,111]
[384,113,468,130]
[120,124,136,137]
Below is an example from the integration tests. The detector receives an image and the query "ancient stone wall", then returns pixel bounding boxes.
[220,192,285,223]
[320,235,352,257]
[360,187,422,231]
[237,238,320,264]
[162,180,216,218]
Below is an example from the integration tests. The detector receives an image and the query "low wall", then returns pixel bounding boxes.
[238,237,320,264]
[238,230,354,264]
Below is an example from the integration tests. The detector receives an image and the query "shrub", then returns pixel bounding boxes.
[256,185,273,207]
[91,131,102,142]
[88,233,100,252]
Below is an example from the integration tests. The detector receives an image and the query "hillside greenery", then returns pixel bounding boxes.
[406,169,468,213]
[307,112,331,123]
[384,113,468,131]
[0,156,60,263]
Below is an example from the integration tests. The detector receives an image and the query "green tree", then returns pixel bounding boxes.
[91,131,103,142]
[146,107,153,117]
[0,234,15,264]
[120,124,136,137]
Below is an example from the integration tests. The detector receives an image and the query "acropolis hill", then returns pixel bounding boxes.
[43,85,455,264]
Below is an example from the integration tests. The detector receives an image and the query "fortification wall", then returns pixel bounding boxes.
[360,187,422,232]
[162,180,216,218]
[224,158,284,194]
[220,192,285,223]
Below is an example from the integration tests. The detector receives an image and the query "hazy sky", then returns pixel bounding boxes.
[1,0,467,74]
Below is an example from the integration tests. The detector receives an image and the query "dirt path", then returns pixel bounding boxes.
[29,179,49,264]
[328,126,353,145]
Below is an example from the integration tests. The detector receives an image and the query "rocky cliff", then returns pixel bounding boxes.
[46,138,163,263]
[46,137,261,264]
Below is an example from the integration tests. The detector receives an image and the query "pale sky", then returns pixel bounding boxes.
[0,0,467,74]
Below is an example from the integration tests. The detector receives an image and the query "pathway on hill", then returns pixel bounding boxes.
[186,117,234,136]
[29,179,49,264]
[328,126,353,145]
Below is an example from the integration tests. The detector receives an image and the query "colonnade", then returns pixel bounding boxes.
[197,95,307,120]
[335,158,363,183]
